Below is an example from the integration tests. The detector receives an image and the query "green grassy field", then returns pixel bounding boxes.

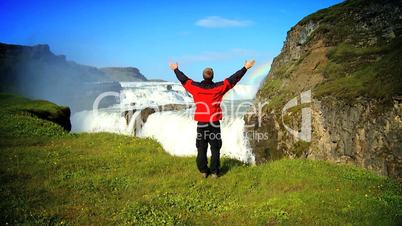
[0,94,401,225]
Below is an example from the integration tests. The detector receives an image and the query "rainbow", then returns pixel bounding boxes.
[246,61,272,85]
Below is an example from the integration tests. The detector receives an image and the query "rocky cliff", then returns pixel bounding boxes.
[100,67,147,82]
[245,0,402,179]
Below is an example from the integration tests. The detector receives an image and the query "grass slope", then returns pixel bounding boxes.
[0,93,70,137]
[0,94,401,225]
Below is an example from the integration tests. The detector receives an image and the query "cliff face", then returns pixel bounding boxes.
[0,43,122,112]
[246,0,402,179]
[100,67,147,82]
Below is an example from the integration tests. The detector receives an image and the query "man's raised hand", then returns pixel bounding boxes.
[244,60,256,69]
[169,62,178,70]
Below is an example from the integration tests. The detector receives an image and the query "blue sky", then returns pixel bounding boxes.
[0,0,342,81]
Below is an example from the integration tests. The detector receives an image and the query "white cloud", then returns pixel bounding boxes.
[175,49,258,63]
[195,16,252,28]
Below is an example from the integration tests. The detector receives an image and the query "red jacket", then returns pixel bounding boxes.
[174,67,247,122]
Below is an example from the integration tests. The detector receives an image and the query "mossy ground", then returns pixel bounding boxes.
[315,37,402,101]
[0,94,401,225]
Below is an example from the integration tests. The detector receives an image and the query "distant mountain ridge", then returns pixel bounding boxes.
[100,67,147,82]
[0,42,149,111]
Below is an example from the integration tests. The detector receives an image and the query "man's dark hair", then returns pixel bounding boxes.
[203,67,214,81]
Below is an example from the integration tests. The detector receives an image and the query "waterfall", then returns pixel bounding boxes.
[71,81,257,164]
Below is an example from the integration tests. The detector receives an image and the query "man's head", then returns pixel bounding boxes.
[202,67,214,81]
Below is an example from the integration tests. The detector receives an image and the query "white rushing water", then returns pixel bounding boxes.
[71,81,259,163]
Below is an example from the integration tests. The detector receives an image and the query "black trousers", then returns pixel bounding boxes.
[196,121,222,174]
